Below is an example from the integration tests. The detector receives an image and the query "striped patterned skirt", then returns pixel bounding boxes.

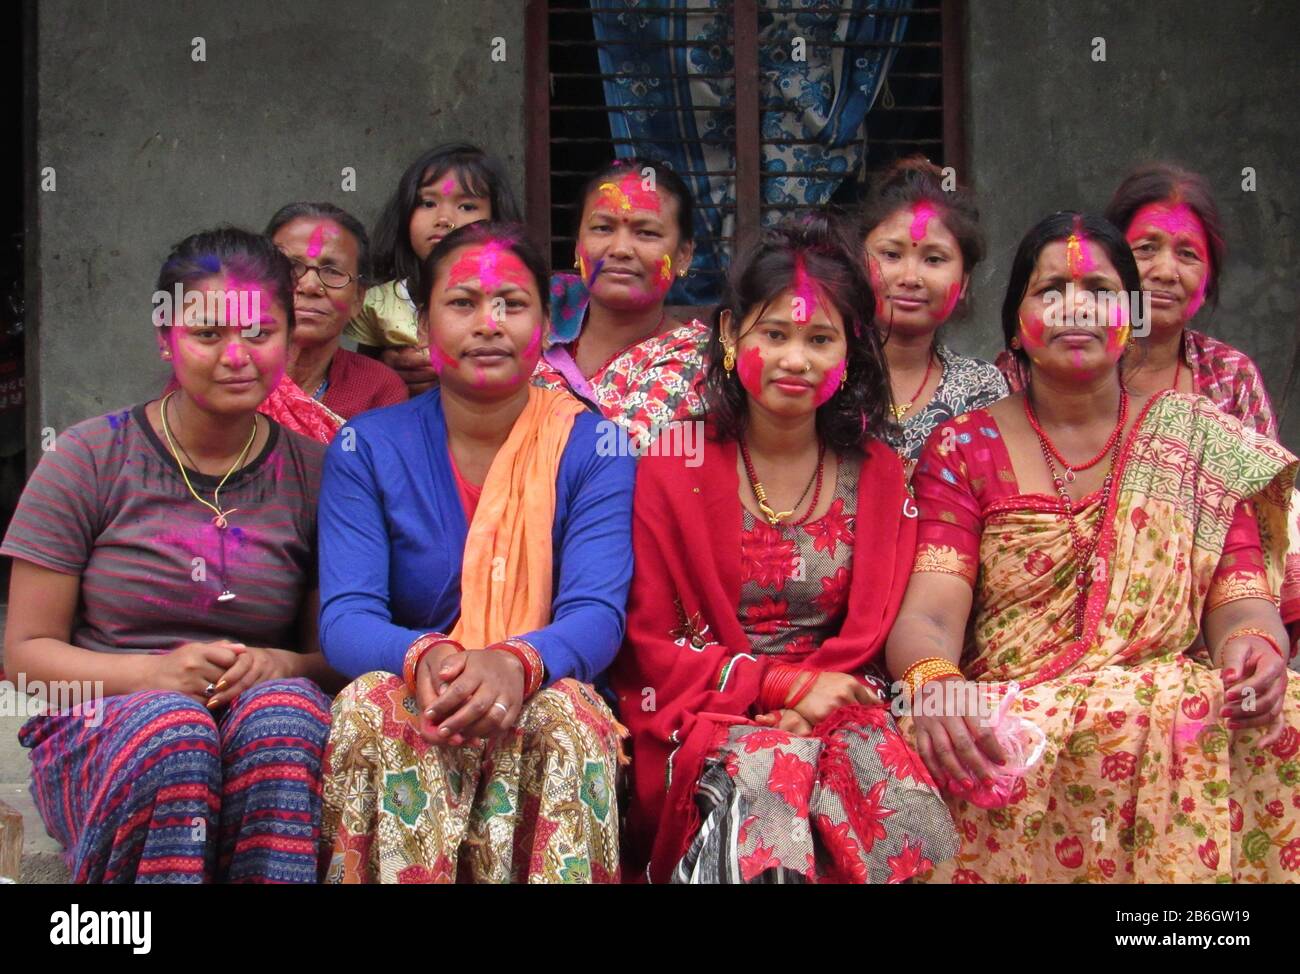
[19,677,331,883]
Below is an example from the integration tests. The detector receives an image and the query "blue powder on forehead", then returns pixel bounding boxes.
[196,254,222,274]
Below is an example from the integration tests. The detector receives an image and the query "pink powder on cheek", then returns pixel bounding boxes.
[814,359,846,406]
[935,281,961,323]
[430,344,459,375]
[1185,271,1209,319]
[866,257,888,321]
[909,203,938,242]
[1019,312,1048,353]
[737,346,765,398]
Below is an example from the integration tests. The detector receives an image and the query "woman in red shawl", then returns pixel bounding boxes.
[612,219,959,883]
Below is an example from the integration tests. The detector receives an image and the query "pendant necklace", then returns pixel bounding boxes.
[160,391,258,603]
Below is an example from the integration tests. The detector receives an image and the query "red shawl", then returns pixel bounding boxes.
[611,432,917,882]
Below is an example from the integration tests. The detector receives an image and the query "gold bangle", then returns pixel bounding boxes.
[1217,626,1285,663]
[899,656,963,699]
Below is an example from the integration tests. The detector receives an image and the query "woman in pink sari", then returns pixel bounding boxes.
[889,212,1299,883]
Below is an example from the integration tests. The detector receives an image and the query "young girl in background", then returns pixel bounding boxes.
[347,143,521,396]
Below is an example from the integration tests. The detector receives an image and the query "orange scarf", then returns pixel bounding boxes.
[449,385,587,647]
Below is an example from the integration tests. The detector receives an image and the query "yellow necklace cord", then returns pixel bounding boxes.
[160,391,259,528]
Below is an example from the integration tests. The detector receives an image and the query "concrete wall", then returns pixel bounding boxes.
[31,1,1299,450]
[30,0,527,445]
[955,0,1300,452]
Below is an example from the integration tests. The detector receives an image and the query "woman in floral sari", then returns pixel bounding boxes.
[316,223,634,883]
[889,212,1299,883]
[614,220,958,884]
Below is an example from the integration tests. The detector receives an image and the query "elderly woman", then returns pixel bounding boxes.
[258,202,406,441]
[890,212,1298,883]
[4,228,339,883]
[317,222,634,883]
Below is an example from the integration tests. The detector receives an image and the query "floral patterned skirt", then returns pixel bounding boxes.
[673,704,960,883]
[320,672,623,883]
[903,655,1300,883]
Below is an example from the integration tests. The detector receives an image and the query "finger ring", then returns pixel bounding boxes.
[204,683,217,698]
[492,701,509,715]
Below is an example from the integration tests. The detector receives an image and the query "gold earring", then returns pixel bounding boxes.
[839,367,847,389]
[722,344,736,373]
[677,269,687,278]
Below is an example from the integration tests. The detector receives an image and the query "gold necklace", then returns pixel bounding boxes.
[160,391,258,529]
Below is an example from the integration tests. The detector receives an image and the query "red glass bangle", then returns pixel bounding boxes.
[493,638,545,698]
[403,633,460,693]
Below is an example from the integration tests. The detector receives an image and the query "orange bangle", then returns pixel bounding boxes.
[1218,627,1285,663]
[403,633,460,693]
[899,656,962,699]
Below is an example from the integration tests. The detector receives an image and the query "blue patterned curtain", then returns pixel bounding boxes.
[590,0,908,303]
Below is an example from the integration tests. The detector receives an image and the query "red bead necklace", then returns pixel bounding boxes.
[739,436,826,528]
[1023,387,1129,483]
[1026,388,1129,638]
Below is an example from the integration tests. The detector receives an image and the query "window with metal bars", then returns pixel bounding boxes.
[526,0,963,307]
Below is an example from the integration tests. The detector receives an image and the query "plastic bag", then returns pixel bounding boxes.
[946,683,1046,809]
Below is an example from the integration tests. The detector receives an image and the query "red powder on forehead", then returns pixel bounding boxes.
[791,254,819,324]
[1065,233,1094,281]
[306,223,326,259]
[596,172,662,215]
[1126,201,1209,257]
[909,202,939,242]
[446,242,532,292]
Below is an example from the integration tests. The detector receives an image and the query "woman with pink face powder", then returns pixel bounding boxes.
[613,218,959,884]
[1105,163,1295,660]
[3,229,340,883]
[859,157,1008,479]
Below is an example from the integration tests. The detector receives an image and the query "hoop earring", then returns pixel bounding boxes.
[722,344,736,373]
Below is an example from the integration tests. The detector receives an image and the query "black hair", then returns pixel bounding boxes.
[372,143,522,289]
[572,157,695,244]
[1104,160,1226,307]
[704,215,895,453]
[415,221,551,320]
[264,201,372,283]
[858,155,984,277]
[155,226,295,331]
[1000,211,1142,376]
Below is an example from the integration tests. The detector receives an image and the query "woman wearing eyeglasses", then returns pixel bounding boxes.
[262,203,407,441]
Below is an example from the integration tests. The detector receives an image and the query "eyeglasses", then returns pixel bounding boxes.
[288,259,354,289]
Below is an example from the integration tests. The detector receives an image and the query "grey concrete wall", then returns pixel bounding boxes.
[31,0,527,445]
[954,0,1300,452]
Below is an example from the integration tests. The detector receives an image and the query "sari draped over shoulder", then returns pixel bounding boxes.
[320,386,627,883]
[614,432,959,883]
[907,392,1300,882]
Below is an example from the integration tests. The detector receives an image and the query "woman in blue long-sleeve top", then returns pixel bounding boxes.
[317,222,635,884]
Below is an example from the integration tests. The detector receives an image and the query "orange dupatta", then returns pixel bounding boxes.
[448,385,588,647]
